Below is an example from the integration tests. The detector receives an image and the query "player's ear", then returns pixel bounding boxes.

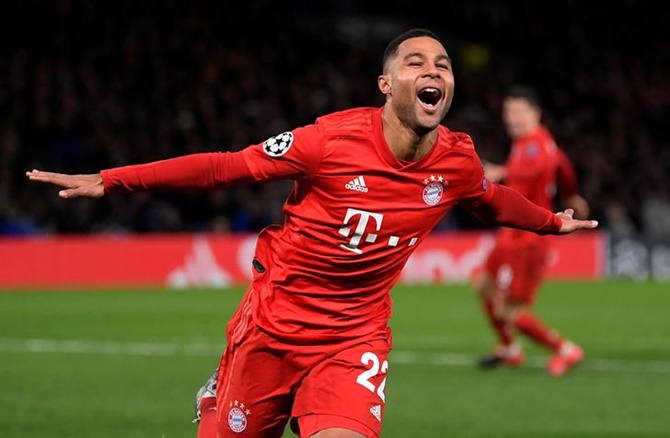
[378,74,391,95]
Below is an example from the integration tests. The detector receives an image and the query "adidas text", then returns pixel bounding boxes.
[345,176,369,193]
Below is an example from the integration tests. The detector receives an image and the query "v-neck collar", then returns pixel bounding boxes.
[372,107,439,170]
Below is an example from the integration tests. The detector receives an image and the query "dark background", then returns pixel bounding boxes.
[1,0,668,237]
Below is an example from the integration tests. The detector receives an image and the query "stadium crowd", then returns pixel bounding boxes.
[2,1,668,237]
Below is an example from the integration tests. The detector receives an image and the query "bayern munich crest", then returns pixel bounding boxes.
[422,175,448,206]
[262,131,294,157]
[228,400,250,433]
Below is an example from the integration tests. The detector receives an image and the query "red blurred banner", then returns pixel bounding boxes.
[0,231,604,289]
[401,231,604,284]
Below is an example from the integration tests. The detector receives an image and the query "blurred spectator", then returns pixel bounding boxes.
[2,1,669,237]
[641,189,670,239]
[603,200,637,238]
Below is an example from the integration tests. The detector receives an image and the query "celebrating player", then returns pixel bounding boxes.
[474,84,590,377]
[27,30,597,437]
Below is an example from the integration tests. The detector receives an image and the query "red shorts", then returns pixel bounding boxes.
[215,289,391,437]
[484,242,549,304]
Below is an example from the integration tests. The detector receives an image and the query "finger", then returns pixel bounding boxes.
[582,220,599,229]
[26,170,67,184]
[572,219,598,230]
[26,169,65,178]
[27,171,82,189]
[59,189,84,199]
[59,190,75,199]
[59,186,104,199]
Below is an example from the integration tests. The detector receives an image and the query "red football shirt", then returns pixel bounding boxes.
[496,125,577,246]
[238,107,493,341]
[101,107,560,343]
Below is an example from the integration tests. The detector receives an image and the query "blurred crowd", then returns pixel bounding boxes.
[1,1,668,237]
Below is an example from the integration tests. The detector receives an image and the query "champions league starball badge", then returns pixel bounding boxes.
[422,174,448,206]
[262,131,294,157]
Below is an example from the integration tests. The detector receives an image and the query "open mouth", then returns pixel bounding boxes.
[417,87,442,108]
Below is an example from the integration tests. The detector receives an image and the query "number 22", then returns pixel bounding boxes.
[355,352,388,402]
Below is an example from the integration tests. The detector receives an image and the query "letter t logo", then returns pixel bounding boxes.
[338,208,384,254]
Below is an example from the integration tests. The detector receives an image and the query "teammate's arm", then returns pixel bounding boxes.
[460,153,597,235]
[468,183,596,234]
[555,148,590,219]
[482,161,506,183]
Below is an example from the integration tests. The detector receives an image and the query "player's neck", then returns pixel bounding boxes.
[512,123,543,141]
[382,109,437,162]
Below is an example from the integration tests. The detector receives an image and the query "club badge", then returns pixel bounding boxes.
[422,174,448,206]
[228,400,251,433]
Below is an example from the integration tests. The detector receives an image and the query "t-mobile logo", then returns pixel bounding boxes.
[338,208,384,254]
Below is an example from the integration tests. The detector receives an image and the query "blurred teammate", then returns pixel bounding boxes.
[474,85,590,377]
[27,30,597,437]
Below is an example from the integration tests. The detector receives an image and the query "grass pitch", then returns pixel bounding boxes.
[0,280,668,437]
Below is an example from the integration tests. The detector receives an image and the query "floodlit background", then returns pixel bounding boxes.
[1,1,669,437]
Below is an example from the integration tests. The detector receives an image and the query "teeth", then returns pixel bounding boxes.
[419,87,441,99]
[418,87,441,106]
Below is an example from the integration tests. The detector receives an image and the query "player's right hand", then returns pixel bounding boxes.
[25,170,105,199]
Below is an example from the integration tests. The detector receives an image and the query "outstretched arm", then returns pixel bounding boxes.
[468,183,598,234]
[25,152,253,199]
[26,125,323,199]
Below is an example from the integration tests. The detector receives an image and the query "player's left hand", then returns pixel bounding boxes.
[556,208,598,234]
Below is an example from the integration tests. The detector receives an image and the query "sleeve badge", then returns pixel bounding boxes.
[262,132,294,157]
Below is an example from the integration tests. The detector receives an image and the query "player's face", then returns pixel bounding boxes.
[503,97,542,139]
[379,36,454,133]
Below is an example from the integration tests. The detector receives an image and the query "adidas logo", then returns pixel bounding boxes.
[345,176,368,193]
[369,404,382,422]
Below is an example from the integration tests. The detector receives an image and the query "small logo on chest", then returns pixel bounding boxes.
[422,175,448,206]
[345,175,369,193]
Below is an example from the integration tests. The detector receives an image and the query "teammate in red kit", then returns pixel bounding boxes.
[27,30,597,437]
[474,84,590,377]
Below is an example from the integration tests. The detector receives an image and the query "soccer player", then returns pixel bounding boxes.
[474,84,590,377]
[26,30,597,437]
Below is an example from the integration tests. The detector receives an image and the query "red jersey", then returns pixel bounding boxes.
[497,125,577,246]
[102,107,561,343]
[240,107,492,342]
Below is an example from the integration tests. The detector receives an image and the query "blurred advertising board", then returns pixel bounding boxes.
[0,231,604,289]
[607,236,670,282]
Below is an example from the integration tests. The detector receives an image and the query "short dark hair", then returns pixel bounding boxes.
[382,28,444,73]
[506,84,541,108]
